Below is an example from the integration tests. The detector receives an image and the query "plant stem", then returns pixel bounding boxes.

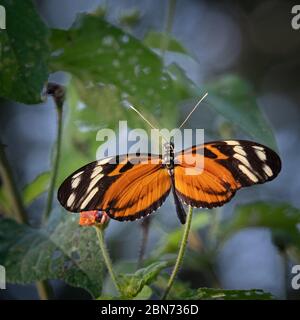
[36,280,54,300]
[42,83,65,223]
[0,142,27,224]
[94,226,121,295]
[162,205,193,300]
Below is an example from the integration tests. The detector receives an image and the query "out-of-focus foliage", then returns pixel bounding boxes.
[0,211,103,298]
[153,212,211,256]
[220,202,300,252]
[0,0,49,103]
[168,64,277,149]
[22,172,50,206]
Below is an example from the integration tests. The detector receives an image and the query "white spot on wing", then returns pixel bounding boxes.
[91,166,103,178]
[80,187,99,209]
[234,153,251,168]
[226,140,240,145]
[253,145,264,151]
[233,146,247,156]
[71,176,81,189]
[238,164,259,182]
[67,193,76,208]
[72,171,83,179]
[255,149,267,161]
[97,157,113,165]
[87,174,104,193]
[263,164,273,177]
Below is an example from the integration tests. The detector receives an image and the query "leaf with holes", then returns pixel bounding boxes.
[50,14,180,130]
[0,211,103,298]
[0,0,49,103]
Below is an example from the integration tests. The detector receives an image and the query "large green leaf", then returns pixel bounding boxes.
[22,171,50,206]
[0,211,103,297]
[220,202,300,251]
[50,14,180,130]
[0,0,49,103]
[179,288,273,300]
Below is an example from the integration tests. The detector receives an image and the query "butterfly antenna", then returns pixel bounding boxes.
[128,104,158,130]
[179,92,208,129]
[128,104,171,146]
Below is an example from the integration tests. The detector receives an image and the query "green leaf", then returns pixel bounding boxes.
[22,172,50,206]
[118,261,168,299]
[0,211,103,298]
[220,202,300,250]
[0,0,50,103]
[179,288,274,300]
[144,31,192,57]
[50,14,180,130]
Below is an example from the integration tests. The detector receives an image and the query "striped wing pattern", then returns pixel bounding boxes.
[58,140,281,224]
[57,154,171,221]
[174,140,281,209]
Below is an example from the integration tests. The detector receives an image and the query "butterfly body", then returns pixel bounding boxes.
[58,140,281,224]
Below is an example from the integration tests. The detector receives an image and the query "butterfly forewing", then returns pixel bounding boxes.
[57,154,171,221]
[174,140,281,208]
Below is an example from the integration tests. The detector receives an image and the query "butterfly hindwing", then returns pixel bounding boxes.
[174,140,281,208]
[57,154,171,221]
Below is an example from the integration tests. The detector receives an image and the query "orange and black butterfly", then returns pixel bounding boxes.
[57,139,281,224]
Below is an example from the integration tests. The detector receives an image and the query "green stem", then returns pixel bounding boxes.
[95,226,121,295]
[43,84,64,223]
[0,142,27,224]
[162,205,193,300]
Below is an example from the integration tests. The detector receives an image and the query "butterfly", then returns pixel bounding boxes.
[57,139,281,224]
